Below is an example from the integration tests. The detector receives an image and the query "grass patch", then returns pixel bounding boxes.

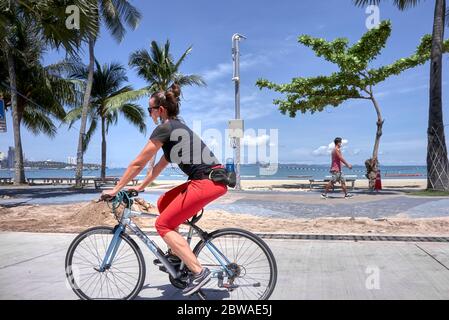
[407,189,449,197]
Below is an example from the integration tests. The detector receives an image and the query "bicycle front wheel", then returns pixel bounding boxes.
[193,228,277,300]
[65,226,146,300]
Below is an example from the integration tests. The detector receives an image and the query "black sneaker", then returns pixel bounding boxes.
[321,193,328,199]
[153,252,181,266]
[345,193,354,199]
[182,268,211,296]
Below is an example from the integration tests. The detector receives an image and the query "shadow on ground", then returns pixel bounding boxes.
[0,187,100,207]
[136,283,232,300]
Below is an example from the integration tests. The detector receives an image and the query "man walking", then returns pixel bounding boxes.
[321,137,353,199]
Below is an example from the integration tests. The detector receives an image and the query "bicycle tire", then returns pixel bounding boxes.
[65,226,146,300]
[193,228,277,300]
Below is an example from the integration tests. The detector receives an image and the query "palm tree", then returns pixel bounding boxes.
[129,40,206,175]
[66,60,146,180]
[0,0,95,184]
[355,0,449,190]
[0,6,82,184]
[129,40,206,93]
[75,0,141,187]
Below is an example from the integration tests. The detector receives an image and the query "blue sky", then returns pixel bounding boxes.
[1,0,448,166]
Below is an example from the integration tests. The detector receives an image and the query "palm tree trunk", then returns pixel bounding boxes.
[101,116,106,181]
[367,94,383,190]
[427,0,449,191]
[75,38,95,187]
[6,49,25,185]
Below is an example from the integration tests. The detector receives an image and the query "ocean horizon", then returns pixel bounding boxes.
[0,164,428,180]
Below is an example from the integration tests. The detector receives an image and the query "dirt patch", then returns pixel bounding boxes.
[0,200,158,233]
[1,202,449,236]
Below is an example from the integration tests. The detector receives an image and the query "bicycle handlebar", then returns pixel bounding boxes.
[99,189,140,202]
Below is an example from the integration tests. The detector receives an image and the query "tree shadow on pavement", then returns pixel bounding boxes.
[0,187,99,199]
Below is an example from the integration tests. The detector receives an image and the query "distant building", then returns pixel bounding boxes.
[0,152,5,168]
[7,147,15,168]
[67,156,77,165]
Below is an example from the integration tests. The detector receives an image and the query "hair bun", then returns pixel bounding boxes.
[169,83,181,99]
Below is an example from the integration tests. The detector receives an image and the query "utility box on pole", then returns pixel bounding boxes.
[228,119,244,138]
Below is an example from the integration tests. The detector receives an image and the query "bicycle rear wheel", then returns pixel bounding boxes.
[65,226,145,300]
[193,228,277,300]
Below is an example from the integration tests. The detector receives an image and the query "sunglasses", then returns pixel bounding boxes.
[147,106,160,114]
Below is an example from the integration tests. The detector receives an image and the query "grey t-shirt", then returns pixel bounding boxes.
[150,119,220,179]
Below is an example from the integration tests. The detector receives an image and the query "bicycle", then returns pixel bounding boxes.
[65,190,277,300]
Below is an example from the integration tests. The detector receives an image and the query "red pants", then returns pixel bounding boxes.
[155,178,227,237]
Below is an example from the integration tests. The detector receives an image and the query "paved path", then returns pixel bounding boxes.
[1,232,449,300]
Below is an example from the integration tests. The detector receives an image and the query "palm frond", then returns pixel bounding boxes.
[65,106,84,127]
[120,103,147,134]
[22,107,57,137]
[174,45,193,71]
[173,74,207,87]
[104,87,149,112]
[353,0,422,10]
[111,0,141,29]
[100,0,141,42]
[83,117,98,153]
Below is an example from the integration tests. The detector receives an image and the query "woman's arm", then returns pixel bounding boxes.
[103,139,162,196]
[132,155,169,191]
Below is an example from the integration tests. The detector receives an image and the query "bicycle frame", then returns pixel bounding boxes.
[99,206,234,281]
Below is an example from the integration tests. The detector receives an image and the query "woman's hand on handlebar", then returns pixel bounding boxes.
[101,189,119,201]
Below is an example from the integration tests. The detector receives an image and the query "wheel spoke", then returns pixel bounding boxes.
[66,229,143,300]
[195,231,276,300]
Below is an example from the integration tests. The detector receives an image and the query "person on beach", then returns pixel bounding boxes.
[101,83,228,296]
[321,137,353,199]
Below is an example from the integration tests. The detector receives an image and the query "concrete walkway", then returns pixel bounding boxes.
[1,231,449,300]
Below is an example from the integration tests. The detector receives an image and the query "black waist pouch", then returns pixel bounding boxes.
[208,168,236,188]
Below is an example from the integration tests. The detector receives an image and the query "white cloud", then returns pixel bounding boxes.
[312,139,348,156]
[284,34,296,41]
[202,63,233,82]
[200,53,270,83]
[242,134,270,146]
[181,85,274,126]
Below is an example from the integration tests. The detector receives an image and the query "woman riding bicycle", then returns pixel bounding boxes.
[101,83,228,296]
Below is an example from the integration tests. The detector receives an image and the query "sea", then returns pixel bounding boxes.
[0,164,428,180]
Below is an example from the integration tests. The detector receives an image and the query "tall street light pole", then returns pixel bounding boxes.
[232,33,246,190]
[231,33,246,191]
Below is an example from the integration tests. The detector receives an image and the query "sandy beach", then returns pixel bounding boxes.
[1,178,448,236]
[151,178,428,191]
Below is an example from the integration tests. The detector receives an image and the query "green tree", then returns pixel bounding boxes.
[256,21,449,189]
[354,0,449,190]
[66,60,146,180]
[75,0,141,187]
[0,0,95,184]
